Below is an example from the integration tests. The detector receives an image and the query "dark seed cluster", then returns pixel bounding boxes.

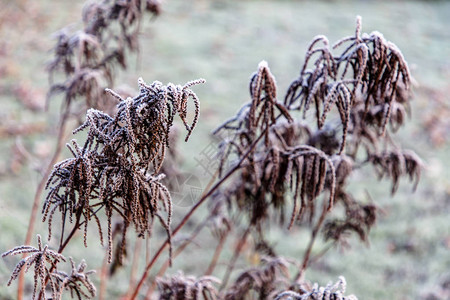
[43,78,204,263]
[213,16,420,248]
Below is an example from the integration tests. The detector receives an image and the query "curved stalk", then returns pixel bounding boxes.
[18,109,70,300]
[130,129,267,300]
[294,200,329,283]
[219,226,250,290]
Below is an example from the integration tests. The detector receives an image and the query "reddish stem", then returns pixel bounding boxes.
[18,110,70,300]
[144,217,210,299]
[130,130,266,300]
[99,248,109,300]
[220,226,250,290]
[294,200,329,283]
[204,232,229,276]
[144,172,219,299]
[126,238,143,298]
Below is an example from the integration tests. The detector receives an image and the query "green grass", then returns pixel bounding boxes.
[0,0,449,299]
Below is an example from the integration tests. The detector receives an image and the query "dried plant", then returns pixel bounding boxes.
[2,76,204,300]
[223,256,291,300]
[21,2,164,298]
[323,193,377,247]
[156,272,221,300]
[369,149,423,194]
[285,16,411,155]
[3,10,425,300]
[48,0,162,114]
[51,258,96,299]
[214,61,338,228]
[2,235,65,300]
[275,276,357,300]
[209,16,421,290]
[42,77,204,264]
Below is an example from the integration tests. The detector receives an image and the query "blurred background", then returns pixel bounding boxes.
[0,0,449,299]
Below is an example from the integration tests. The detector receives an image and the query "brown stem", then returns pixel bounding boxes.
[144,171,219,299]
[126,238,143,298]
[145,235,150,265]
[37,213,82,299]
[18,111,70,300]
[220,226,250,290]
[308,241,336,265]
[144,217,211,299]
[294,200,329,283]
[204,232,229,276]
[99,248,109,300]
[130,129,267,300]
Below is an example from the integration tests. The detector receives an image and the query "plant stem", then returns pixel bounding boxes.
[144,216,211,299]
[37,214,82,299]
[18,111,70,300]
[143,171,219,299]
[130,129,267,300]
[294,200,329,283]
[126,238,143,298]
[220,226,250,290]
[204,231,228,276]
[99,248,109,300]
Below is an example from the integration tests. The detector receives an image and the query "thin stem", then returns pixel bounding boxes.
[18,110,70,300]
[294,200,329,283]
[220,226,251,290]
[58,217,82,254]
[126,238,143,298]
[37,213,82,299]
[204,232,229,276]
[309,241,336,265]
[99,248,109,300]
[130,129,267,300]
[144,171,219,299]
[144,215,212,299]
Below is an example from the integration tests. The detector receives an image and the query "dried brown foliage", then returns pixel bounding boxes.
[2,12,425,300]
[223,256,291,300]
[48,0,162,115]
[42,77,204,263]
[156,272,221,300]
[15,2,164,298]
[275,276,357,300]
[206,17,422,294]
[285,16,411,154]
[214,61,337,227]
[51,258,96,299]
[369,149,422,194]
[2,235,65,300]
[2,235,97,300]
[215,61,336,226]
[323,194,377,246]
[213,17,420,239]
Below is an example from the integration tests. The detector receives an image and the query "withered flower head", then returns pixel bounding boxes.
[43,77,204,263]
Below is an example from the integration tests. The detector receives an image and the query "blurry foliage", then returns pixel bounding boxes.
[419,85,450,147]
[48,0,162,117]
[213,18,421,253]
